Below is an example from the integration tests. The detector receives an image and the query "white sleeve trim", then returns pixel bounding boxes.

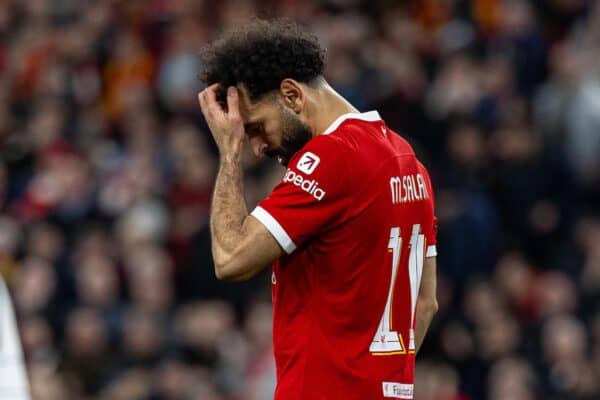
[426,245,437,258]
[250,206,297,254]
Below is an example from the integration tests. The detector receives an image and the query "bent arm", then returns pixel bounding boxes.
[210,159,283,281]
[199,84,283,280]
[415,256,438,353]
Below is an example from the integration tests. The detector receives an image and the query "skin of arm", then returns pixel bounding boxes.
[415,256,438,353]
[199,84,283,281]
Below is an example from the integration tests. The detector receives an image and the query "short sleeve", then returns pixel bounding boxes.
[251,136,352,254]
[419,163,438,258]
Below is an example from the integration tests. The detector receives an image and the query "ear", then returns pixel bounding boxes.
[279,79,304,113]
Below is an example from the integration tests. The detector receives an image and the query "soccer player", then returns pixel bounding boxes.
[198,19,438,400]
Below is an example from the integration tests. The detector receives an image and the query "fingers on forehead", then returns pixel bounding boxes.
[198,91,208,113]
[227,87,240,117]
[205,84,219,103]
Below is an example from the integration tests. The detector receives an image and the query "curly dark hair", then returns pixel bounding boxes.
[199,18,326,101]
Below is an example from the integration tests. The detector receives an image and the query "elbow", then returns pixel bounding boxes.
[212,248,234,281]
[214,263,227,280]
[213,254,231,280]
[427,298,439,316]
[212,248,238,281]
[212,242,269,282]
[214,260,235,281]
[214,258,249,282]
[430,299,439,315]
[420,296,439,317]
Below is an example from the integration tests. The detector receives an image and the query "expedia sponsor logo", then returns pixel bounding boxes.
[283,169,326,201]
[296,152,320,174]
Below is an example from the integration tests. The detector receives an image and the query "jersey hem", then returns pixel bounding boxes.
[250,206,297,254]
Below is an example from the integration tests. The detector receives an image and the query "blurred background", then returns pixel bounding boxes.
[0,0,599,399]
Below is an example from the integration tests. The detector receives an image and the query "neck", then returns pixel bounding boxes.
[309,80,360,136]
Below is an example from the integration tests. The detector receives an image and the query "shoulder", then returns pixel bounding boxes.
[288,133,351,176]
[388,129,416,156]
[306,130,350,151]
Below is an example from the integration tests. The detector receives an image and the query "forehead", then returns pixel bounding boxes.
[236,85,278,123]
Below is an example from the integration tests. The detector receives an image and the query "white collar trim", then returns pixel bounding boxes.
[322,110,382,135]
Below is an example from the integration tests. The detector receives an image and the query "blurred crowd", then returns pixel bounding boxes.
[0,0,599,399]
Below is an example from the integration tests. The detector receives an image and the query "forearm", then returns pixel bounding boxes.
[200,85,281,280]
[210,159,248,266]
[414,298,438,353]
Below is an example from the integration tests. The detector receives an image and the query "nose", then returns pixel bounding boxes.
[249,136,268,159]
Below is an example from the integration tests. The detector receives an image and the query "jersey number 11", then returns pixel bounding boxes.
[370,224,425,355]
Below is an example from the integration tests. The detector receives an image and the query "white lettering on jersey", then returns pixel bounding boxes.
[296,152,320,175]
[390,174,429,204]
[283,169,326,201]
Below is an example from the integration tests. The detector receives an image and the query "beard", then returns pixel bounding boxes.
[264,106,313,167]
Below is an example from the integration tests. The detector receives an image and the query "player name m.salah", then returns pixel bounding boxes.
[390,173,429,204]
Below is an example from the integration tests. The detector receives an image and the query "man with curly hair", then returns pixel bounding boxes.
[198,19,438,400]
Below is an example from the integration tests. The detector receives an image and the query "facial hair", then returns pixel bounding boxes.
[265,106,313,167]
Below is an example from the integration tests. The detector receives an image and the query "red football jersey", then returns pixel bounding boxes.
[250,111,437,400]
